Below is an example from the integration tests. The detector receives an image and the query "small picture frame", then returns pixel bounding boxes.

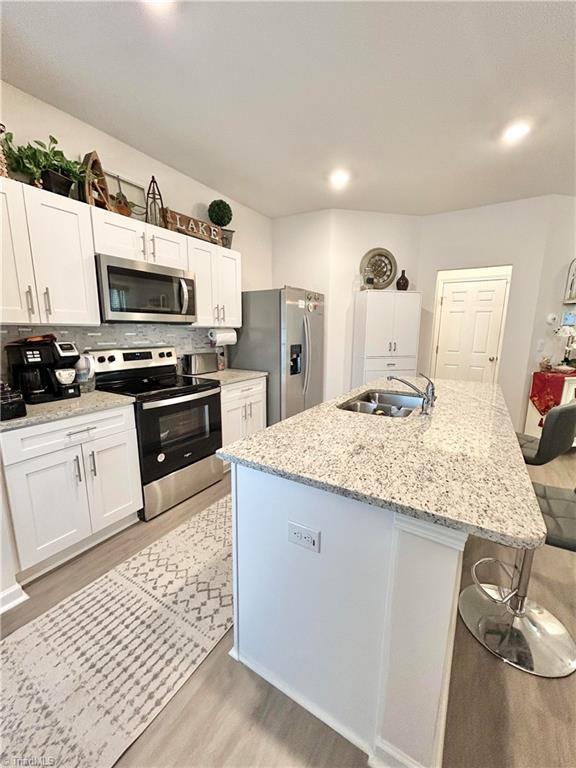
[564,258,576,304]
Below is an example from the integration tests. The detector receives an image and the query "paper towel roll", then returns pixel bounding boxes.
[208,328,237,346]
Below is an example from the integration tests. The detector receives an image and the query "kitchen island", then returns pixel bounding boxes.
[218,378,545,768]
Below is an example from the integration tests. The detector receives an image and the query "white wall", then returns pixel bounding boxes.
[273,196,575,429]
[272,209,421,399]
[417,196,575,429]
[1,82,273,290]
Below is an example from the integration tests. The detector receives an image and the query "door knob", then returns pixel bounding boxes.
[488,356,495,362]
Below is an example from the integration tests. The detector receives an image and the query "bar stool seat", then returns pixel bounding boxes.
[515,432,540,462]
[533,482,576,552]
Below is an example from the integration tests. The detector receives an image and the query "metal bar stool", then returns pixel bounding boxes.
[458,545,576,677]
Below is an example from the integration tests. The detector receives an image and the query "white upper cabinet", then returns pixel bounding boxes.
[92,208,187,269]
[187,241,242,327]
[0,178,41,324]
[91,207,146,261]
[188,240,217,326]
[146,223,188,270]
[214,247,242,327]
[23,185,100,325]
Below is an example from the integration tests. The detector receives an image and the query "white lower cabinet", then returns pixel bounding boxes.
[221,378,267,454]
[4,445,92,569]
[1,408,143,570]
[84,430,142,533]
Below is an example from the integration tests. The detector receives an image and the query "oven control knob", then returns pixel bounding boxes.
[107,355,116,363]
[166,351,173,357]
[157,453,165,463]
[97,356,106,363]
[159,352,165,358]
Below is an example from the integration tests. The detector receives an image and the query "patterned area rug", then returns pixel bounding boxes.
[1,495,233,768]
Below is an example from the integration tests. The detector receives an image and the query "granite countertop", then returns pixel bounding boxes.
[199,369,268,386]
[218,377,546,549]
[0,391,135,433]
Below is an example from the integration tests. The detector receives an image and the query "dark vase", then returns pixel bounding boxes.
[396,269,409,291]
[41,169,73,197]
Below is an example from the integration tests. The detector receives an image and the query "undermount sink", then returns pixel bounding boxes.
[338,389,423,417]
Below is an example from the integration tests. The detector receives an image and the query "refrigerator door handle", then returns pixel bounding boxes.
[303,313,311,395]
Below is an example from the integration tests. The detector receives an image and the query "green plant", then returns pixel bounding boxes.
[1,133,88,184]
[208,199,233,227]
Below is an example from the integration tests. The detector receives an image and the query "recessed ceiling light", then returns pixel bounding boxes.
[143,0,175,15]
[501,120,531,146]
[329,169,350,190]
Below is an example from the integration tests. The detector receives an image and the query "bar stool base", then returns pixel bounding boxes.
[459,583,576,678]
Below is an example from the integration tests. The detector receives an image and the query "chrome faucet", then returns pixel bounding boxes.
[418,372,436,406]
[386,375,435,415]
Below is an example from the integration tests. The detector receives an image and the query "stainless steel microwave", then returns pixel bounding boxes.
[96,254,197,323]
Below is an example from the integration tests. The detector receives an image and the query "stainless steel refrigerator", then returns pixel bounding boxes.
[228,286,325,425]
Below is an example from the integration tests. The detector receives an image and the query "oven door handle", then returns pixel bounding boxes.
[180,278,189,316]
[141,388,221,410]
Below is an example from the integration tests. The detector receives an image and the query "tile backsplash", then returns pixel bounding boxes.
[1,323,223,375]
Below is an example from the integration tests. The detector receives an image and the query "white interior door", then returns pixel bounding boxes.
[434,279,508,383]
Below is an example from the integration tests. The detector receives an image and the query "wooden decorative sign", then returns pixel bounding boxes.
[162,207,222,245]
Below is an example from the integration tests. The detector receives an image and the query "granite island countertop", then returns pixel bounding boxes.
[218,377,546,549]
[0,391,135,433]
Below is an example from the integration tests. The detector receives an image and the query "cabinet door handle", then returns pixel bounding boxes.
[249,402,253,418]
[150,234,156,260]
[25,285,35,316]
[74,455,83,483]
[388,341,392,352]
[90,451,98,476]
[393,341,397,352]
[140,232,146,256]
[222,304,226,323]
[214,305,220,323]
[43,287,52,316]
[66,426,95,438]
[386,362,396,367]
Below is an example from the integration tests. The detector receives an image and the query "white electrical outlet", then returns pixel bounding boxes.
[288,521,321,553]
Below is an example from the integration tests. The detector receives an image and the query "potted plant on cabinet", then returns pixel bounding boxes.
[208,199,234,248]
[1,132,88,196]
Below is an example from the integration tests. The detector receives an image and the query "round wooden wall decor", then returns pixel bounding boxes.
[359,248,398,289]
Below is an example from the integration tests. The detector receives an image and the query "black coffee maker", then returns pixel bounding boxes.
[6,337,81,404]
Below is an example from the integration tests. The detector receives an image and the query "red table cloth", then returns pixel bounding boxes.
[530,370,576,424]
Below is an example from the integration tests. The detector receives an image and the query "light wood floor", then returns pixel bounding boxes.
[2,453,575,768]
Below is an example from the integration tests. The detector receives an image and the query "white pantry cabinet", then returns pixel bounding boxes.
[23,185,100,325]
[352,290,422,387]
[0,178,41,324]
[187,240,242,328]
[1,406,143,569]
[92,207,188,270]
[221,378,267,451]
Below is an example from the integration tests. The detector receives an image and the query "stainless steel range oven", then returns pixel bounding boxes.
[96,254,196,323]
[94,346,223,520]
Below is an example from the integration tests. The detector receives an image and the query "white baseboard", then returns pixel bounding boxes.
[0,582,28,615]
[371,737,426,768]
[228,646,240,661]
[238,652,370,758]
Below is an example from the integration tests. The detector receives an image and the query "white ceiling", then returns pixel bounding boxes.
[2,1,574,218]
